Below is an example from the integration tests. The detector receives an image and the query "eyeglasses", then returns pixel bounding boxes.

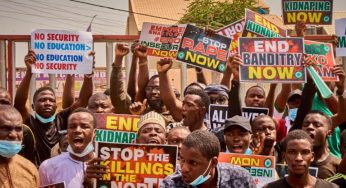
[145,86,160,92]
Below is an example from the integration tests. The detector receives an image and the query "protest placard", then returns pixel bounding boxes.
[218,153,275,188]
[239,37,305,83]
[176,24,232,72]
[304,40,337,82]
[276,164,318,178]
[336,18,346,57]
[94,114,140,144]
[242,107,269,122]
[242,9,286,38]
[282,0,333,25]
[217,19,245,54]
[40,182,65,188]
[209,104,229,130]
[140,22,187,58]
[95,143,177,188]
[31,29,93,74]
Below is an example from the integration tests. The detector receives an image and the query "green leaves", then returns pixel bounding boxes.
[179,0,256,30]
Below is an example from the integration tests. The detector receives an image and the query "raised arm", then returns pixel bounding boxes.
[157,58,183,121]
[195,67,208,85]
[220,58,232,89]
[265,84,277,117]
[109,43,132,114]
[127,42,139,101]
[14,50,35,121]
[274,84,291,113]
[70,51,94,111]
[228,54,243,117]
[62,74,75,109]
[331,64,346,129]
[134,45,149,102]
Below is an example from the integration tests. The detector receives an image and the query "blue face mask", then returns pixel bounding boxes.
[0,140,22,158]
[189,160,212,186]
[67,142,94,158]
[35,113,56,124]
[288,108,298,121]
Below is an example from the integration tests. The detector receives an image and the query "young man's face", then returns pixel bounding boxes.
[136,123,166,144]
[224,126,252,154]
[88,97,113,113]
[302,113,330,148]
[284,139,314,176]
[167,128,190,151]
[67,112,94,153]
[208,93,228,105]
[180,145,215,184]
[245,87,265,107]
[145,77,163,110]
[252,116,276,145]
[33,89,57,118]
[182,94,205,127]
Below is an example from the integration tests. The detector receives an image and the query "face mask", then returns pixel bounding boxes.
[288,108,298,121]
[0,140,22,158]
[35,113,56,124]
[67,142,94,158]
[189,160,212,186]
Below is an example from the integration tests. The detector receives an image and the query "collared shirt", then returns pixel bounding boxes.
[160,162,256,188]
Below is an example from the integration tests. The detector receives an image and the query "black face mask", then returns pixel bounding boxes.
[148,99,164,111]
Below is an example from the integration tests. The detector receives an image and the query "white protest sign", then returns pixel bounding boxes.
[31,29,93,74]
[336,18,346,57]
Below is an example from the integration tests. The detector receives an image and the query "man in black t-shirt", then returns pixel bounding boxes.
[265,130,338,188]
[14,50,94,165]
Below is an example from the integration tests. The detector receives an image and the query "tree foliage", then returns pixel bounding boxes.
[179,0,257,30]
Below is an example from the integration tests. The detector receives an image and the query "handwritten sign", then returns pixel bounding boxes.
[95,114,140,144]
[217,19,245,54]
[209,104,229,130]
[304,40,337,82]
[219,153,275,188]
[95,143,177,188]
[176,24,232,72]
[239,37,305,83]
[242,9,286,38]
[242,107,269,122]
[31,29,93,74]
[140,22,187,58]
[336,18,346,57]
[282,0,333,25]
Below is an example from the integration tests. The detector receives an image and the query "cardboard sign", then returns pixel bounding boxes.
[95,143,177,188]
[217,19,245,54]
[242,107,269,122]
[94,114,140,144]
[336,18,346,57]
[276,164,318,178]
[219,153,275,188]
[140,22,187,58]
[176,24,232,72]
[242,9,286,38]
[209,104,229,130]
[239,37,305,83]
[282,0,333,25]
[304,40,337,82]
[31,29,93,74]
[40,182,65,188]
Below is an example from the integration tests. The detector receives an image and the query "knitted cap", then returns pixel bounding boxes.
[138,111,166,132]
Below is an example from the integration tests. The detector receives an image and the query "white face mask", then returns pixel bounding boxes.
[67,142,94,158]
[189,160,212,186]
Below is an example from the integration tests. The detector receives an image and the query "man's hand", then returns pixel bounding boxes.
[229,53,243,82]
[157,58,173,74]
[84,157,109,187]
[295,20,306,37]
[129,99,147,115]
[131,42,140,54]
[24,50,36,72]
[333,64,345,95]
[115,43,130,57]
[134,45,148,60]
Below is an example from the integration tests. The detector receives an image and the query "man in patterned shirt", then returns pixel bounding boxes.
[161,130,256,188]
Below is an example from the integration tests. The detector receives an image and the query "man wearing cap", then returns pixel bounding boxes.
[136,111,167,144]
[223,115,252,154]
[276,89,302,142]
[204,84,229,105]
